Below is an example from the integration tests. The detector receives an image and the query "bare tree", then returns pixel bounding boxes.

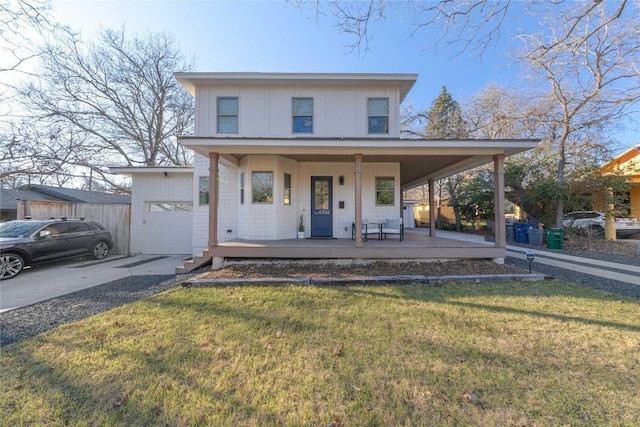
[0,0,60,76]
[10,27,195,191]
[465,83,623,226]
[303,0,640,227]
[297,0,523,57]
[516,1,640,226]
[0,0,69,189]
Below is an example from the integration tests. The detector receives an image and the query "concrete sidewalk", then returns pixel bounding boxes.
[0,255,189,312]
[507,246,640,286]
[411,229,640,286]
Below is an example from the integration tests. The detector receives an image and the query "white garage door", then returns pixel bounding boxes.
[143,202,193,254]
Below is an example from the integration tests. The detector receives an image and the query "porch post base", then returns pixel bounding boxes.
[211,256,224,270]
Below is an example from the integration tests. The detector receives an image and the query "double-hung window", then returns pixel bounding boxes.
[217,97,238,133]
[292,98,313,133]
[375,177,395,205]
[368,98,389,134]
[252,172,273,204]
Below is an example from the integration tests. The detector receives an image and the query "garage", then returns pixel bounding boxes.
[109,166,195,256]
[143,202,193,255]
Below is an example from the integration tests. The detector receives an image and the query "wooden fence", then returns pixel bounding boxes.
[17,201,131,255]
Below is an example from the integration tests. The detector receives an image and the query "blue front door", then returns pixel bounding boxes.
[311,176,333,237]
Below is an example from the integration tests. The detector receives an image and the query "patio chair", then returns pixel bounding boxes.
[352,219,382,241]
[381,218,404,241]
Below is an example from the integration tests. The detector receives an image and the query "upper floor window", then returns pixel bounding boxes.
[368,98,389,134]
[217,97,238,133]
[375,176,395,205]
[292,97,313,133]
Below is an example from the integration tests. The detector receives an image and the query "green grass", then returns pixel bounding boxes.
[2,281,639,426]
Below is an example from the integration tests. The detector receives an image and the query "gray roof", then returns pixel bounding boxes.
[0,185,131,211]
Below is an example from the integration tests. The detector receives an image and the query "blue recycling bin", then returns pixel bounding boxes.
[513,223,533,244]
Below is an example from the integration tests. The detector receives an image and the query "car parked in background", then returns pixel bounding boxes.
[0,218,113,280]
[562,211,640,238]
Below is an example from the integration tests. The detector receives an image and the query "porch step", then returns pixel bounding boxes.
[176,251,213,274]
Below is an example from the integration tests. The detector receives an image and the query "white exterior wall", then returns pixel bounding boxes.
[189,78,404,246]
[297,161,400,239]
[235,155,298,240]
[129,171,193,255]
[194,86,401,138]
[192,153,238,255]
[195,155,400,242]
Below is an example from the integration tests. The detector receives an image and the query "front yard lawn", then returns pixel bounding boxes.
[1,281,639,426]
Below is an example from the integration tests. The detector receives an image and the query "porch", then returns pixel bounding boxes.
[208,229,504,260]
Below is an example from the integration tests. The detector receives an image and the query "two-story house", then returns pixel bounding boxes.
[167,72,537,267]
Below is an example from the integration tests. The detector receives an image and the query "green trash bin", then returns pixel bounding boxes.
[546,229,564,249]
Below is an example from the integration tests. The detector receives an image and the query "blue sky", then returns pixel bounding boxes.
[50,0,636,150]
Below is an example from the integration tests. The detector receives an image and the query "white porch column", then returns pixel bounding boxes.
[208,152,219,248]
[354,154,363,248]
[493,154,506,248]
[428,178,436,237]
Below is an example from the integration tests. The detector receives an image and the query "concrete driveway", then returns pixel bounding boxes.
[0,255,188,313]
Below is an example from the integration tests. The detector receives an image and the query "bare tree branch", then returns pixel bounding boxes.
[3,26,195,190]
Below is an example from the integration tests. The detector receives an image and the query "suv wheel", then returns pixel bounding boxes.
[0,253,25,280]
[91,241,110,260]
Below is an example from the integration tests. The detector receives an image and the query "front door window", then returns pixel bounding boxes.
[311,176,333,237]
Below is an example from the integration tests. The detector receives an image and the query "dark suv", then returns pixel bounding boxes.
[0,218,113,280]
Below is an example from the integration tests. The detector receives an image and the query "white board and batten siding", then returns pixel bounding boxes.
[194,86,402,138]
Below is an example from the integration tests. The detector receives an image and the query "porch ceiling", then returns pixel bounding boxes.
[180,137,539,189]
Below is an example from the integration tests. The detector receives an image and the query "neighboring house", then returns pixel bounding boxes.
[414,199,456,226]
[168,72,537,265]
[0,184,131,254]
[599,144,640,219]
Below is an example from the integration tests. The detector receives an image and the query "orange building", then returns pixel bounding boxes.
[599,144,640,219]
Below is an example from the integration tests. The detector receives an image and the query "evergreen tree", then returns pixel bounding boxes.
[424,86,469,231]
[425,86,468,139]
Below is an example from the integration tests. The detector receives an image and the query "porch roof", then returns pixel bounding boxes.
[179,137,538,189]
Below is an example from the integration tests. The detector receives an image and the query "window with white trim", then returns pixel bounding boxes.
[240,172,245,205]
[198,176,209,205]
[375,176,394,205]
[252,172,273,204]
[292,98,313,133]
[283,173,291,205]
[217,97,238,133]
[368,98,389,134]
